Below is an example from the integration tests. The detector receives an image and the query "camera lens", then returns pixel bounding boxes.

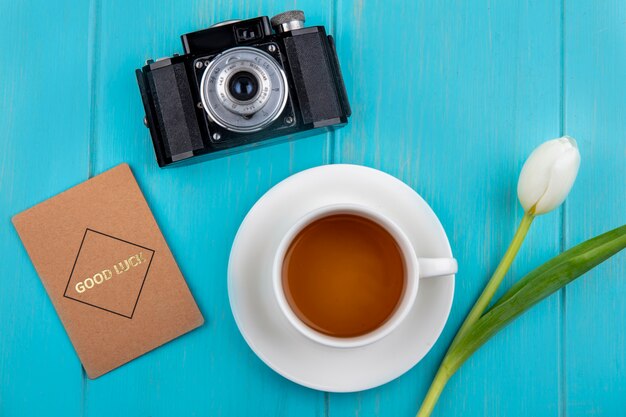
[200,47,289,133]
[228,71,259,102]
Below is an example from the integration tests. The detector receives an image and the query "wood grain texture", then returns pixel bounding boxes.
[332,0,563,416]
[82,1,330,416]
[0,0,90,415]
[563,0,626,415]
[1,0,625,416]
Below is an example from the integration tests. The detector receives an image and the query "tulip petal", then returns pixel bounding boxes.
[517,137,580,215]
[534,142,580,214]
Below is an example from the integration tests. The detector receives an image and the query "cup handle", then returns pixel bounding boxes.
[417,258,458,279]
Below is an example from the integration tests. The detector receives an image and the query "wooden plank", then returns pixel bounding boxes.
[564,1,626,415]
[331,0,563,416]
[0,0,90,415]
[82,1,331,416]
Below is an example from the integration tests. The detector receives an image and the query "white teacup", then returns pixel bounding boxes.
[272,203,457,349]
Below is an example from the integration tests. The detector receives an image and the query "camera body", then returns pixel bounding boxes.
[136,11,351,167]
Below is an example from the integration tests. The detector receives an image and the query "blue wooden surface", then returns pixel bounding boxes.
[1,1,624,416]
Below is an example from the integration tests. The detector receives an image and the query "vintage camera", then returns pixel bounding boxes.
[136,10,351,167]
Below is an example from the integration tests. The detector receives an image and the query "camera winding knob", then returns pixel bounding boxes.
[270,10,305,33]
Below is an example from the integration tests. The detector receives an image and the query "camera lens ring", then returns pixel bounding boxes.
[200,46,289,133]
[216,64,271,115]
[225,70,261,104]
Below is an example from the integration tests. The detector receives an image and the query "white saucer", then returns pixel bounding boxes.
[228,164,455,392]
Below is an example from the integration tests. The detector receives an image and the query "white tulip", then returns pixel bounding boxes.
[517,136,580,215]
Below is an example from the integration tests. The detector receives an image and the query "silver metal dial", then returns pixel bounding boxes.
[200,47,289,133]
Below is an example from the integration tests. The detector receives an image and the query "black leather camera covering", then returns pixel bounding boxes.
[144,62,204,161]
[136,15,351,167]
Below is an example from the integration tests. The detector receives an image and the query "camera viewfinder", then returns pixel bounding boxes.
[235,23,262,42]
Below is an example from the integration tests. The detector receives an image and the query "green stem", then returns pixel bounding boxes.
[416,365,452,417]
[450,211,535,349]
[415,211,535,417]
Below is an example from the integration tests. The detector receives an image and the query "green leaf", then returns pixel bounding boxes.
[445,224,626,374]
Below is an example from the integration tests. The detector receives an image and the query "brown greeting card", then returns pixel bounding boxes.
[12,164,204,378]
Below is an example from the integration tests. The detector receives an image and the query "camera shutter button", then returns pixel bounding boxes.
[270,10,305,33]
